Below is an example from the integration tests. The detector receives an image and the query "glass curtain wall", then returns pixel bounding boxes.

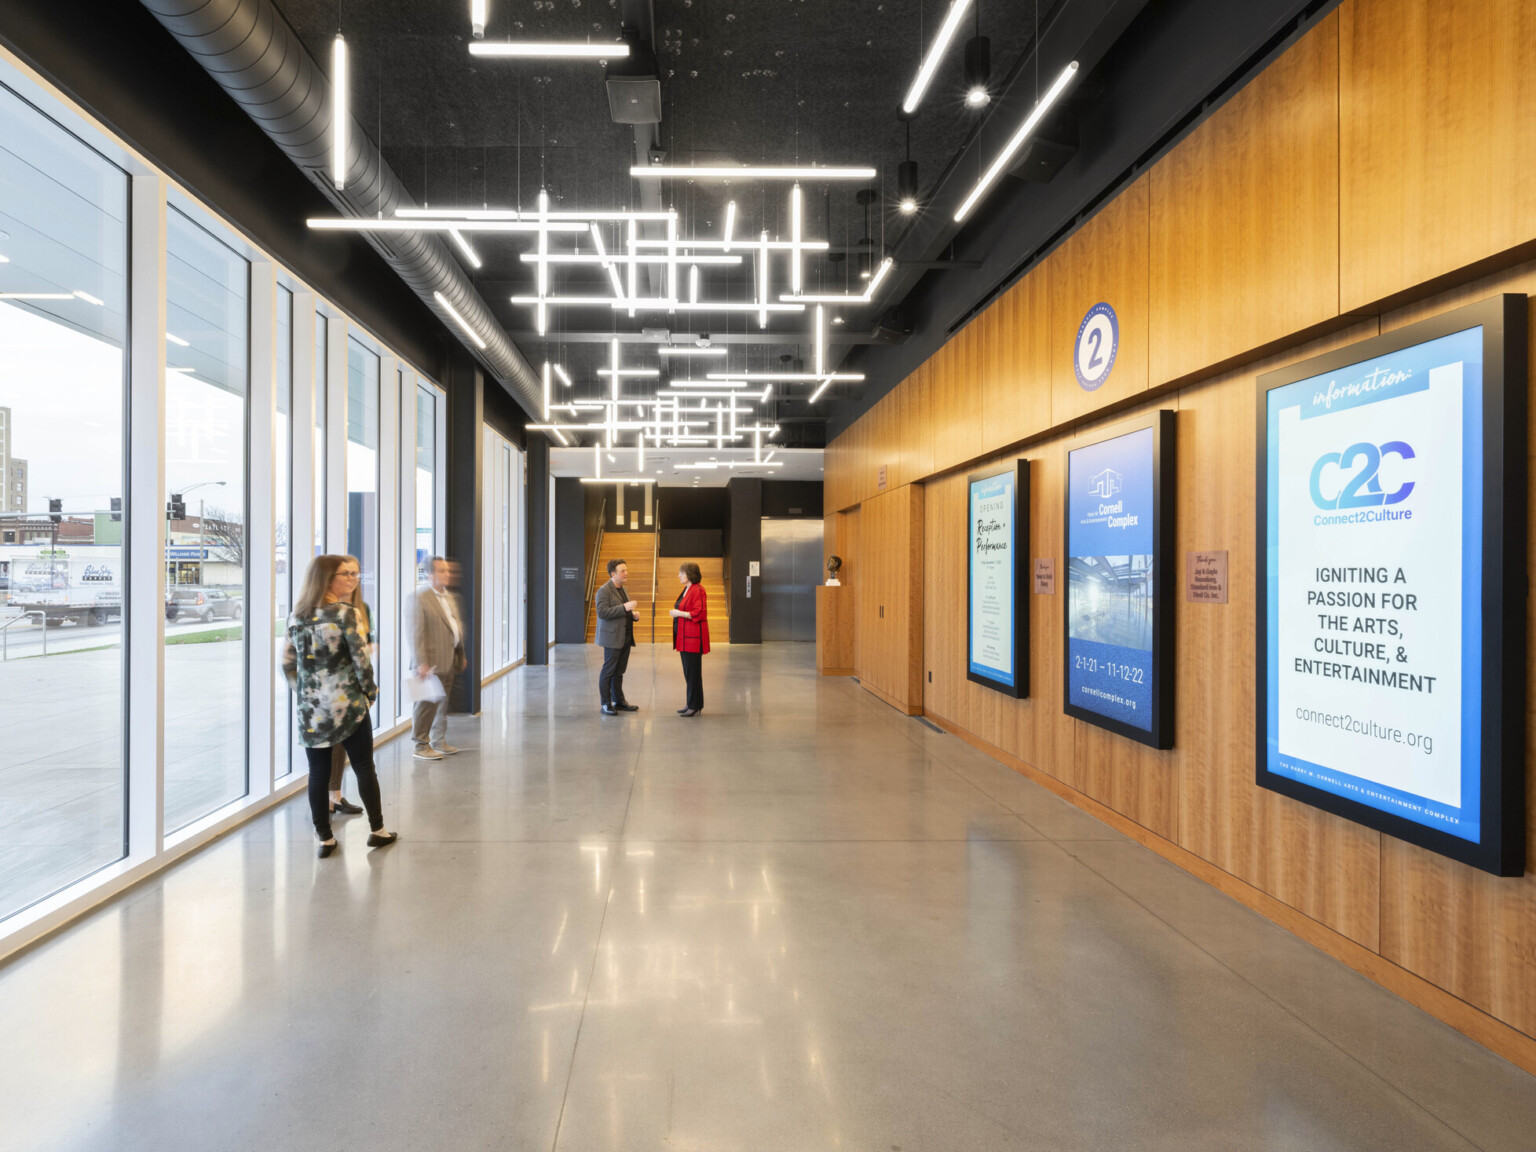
[0,52,462,941]
[0,81,128,921]
[274,285,293,778]
[162,207,249,833]
[346,337,380,724]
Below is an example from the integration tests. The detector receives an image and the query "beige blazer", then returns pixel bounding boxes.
[412,586,466,674]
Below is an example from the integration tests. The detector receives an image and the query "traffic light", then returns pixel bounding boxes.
[109,497,122,522]
[48,498,62,525]
[168,494,186,521]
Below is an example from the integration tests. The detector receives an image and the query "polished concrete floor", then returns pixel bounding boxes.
[1,643,1534,1152]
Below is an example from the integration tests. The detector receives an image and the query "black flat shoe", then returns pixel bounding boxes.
[366,831,399,848]
[317,840,337,858]
[679,708,699,717]
[601,704,618,715]
[330,796,363,815]
[616,702,639,712]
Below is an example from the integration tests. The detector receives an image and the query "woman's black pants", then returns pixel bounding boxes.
[679,651,704,711]
[305,722,383,840]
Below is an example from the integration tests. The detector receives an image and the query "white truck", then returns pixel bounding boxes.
[8,551,123,626]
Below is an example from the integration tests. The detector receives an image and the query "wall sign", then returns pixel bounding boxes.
[1258,295,1526,876]
[968,460,1030,698]
[1186,551,1228,603]
[1034,558,1056,595]
[1064,412,1175,747]
[1074,302,1119,391]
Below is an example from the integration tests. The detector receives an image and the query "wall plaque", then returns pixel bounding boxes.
[1186,551,1228,603]
[877,464,888,491]
[1033,558,1056,595]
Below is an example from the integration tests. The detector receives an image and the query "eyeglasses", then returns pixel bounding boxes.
[337,571,360,580]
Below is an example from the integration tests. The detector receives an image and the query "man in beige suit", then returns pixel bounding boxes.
[411,556,467,760]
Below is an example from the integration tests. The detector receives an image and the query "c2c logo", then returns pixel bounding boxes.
[1309,441,1415,510]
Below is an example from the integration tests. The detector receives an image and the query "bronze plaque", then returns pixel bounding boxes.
[1033,558,1056,595]
[1187,550,1228,603]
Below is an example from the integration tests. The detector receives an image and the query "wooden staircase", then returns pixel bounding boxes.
[584,544,732,645]
[586,533,658,644]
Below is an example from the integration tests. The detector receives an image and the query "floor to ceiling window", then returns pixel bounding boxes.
[274,284,293,779]
[346,336,380,724]
[415,380,438,581]
[482,427,524,677]
[0,80,128,921]
[162,206,249,833]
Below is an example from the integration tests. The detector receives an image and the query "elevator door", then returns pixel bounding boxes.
[761,518,823,642]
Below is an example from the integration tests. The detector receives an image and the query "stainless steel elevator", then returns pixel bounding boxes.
[760,518,823,642]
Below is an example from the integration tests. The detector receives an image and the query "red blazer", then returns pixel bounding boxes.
[673,582,710,654]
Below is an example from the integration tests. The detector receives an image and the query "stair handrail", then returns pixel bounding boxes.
[583,498,607,641]
[650,502,660,644]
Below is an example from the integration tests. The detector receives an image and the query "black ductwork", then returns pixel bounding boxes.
[138,0,544,419]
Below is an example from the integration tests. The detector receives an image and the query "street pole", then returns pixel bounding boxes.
[198,498,204,585]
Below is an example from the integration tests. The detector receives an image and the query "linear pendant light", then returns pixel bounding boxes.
[331,34,348,191]
[469,41,627,58]
[902,0,973,114]
[470,0,487,39]
[632,165,876,181]
[433,290,487,350]
[955,60,1079,221]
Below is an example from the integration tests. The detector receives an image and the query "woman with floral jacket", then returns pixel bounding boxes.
[284,554,399,857]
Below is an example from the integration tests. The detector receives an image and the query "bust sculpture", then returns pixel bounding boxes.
[825,554,842,586]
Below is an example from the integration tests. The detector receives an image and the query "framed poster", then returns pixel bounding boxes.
[1064,411,1175,748]
[967,460,1029,697]
[1257,295,1526,876]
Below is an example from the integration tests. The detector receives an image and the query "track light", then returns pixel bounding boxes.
[902,0,973,115]
[331,34,348,191]
[964,34,991,106]
[955,61,1078,221]
[470,0,487,39]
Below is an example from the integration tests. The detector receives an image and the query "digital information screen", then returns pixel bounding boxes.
[1258,296,1526,875]
[1064,414,1174,747]
[968,461,1028,697]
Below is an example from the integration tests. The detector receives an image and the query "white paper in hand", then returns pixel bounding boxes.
[407,673,445,703]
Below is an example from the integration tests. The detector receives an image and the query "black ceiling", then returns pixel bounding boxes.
[265,0,1324,445]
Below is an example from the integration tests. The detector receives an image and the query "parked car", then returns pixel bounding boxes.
[165,587,243,623]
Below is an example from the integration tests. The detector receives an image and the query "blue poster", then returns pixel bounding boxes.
[969,470,1015,686]
[1265,327,1484,843]
[1067,427,1156,731]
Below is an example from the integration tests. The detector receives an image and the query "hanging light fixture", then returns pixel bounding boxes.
[897,118,919,215]
[330,33,349,191]
[856,188,876,279]
[470,0,487,39]
[964,4,991,108]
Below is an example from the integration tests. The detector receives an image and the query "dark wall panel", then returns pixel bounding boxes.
[555,478,589,644]
[727,478,763,644]
[761,481,824,518]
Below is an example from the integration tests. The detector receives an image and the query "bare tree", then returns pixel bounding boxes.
[200,506,245,568]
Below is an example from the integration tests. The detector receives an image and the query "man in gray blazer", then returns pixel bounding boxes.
[595,558,639,715]
[411,556,467,759]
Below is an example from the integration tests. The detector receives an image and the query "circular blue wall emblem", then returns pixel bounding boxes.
[1073,302,1119,391]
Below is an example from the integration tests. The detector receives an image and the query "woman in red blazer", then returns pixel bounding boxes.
[669,561,710,716]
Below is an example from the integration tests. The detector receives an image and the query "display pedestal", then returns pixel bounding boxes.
[815,585,853,676]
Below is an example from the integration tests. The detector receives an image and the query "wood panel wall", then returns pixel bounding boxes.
[823,0,1536,1070]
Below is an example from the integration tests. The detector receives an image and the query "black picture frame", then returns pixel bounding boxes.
[1062,410,1176,749]
[1255,294,1526,877]
[966,459,1030,698]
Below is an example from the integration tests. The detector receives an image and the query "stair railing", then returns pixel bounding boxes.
[583,498,607,641]
[650,502,661,644]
